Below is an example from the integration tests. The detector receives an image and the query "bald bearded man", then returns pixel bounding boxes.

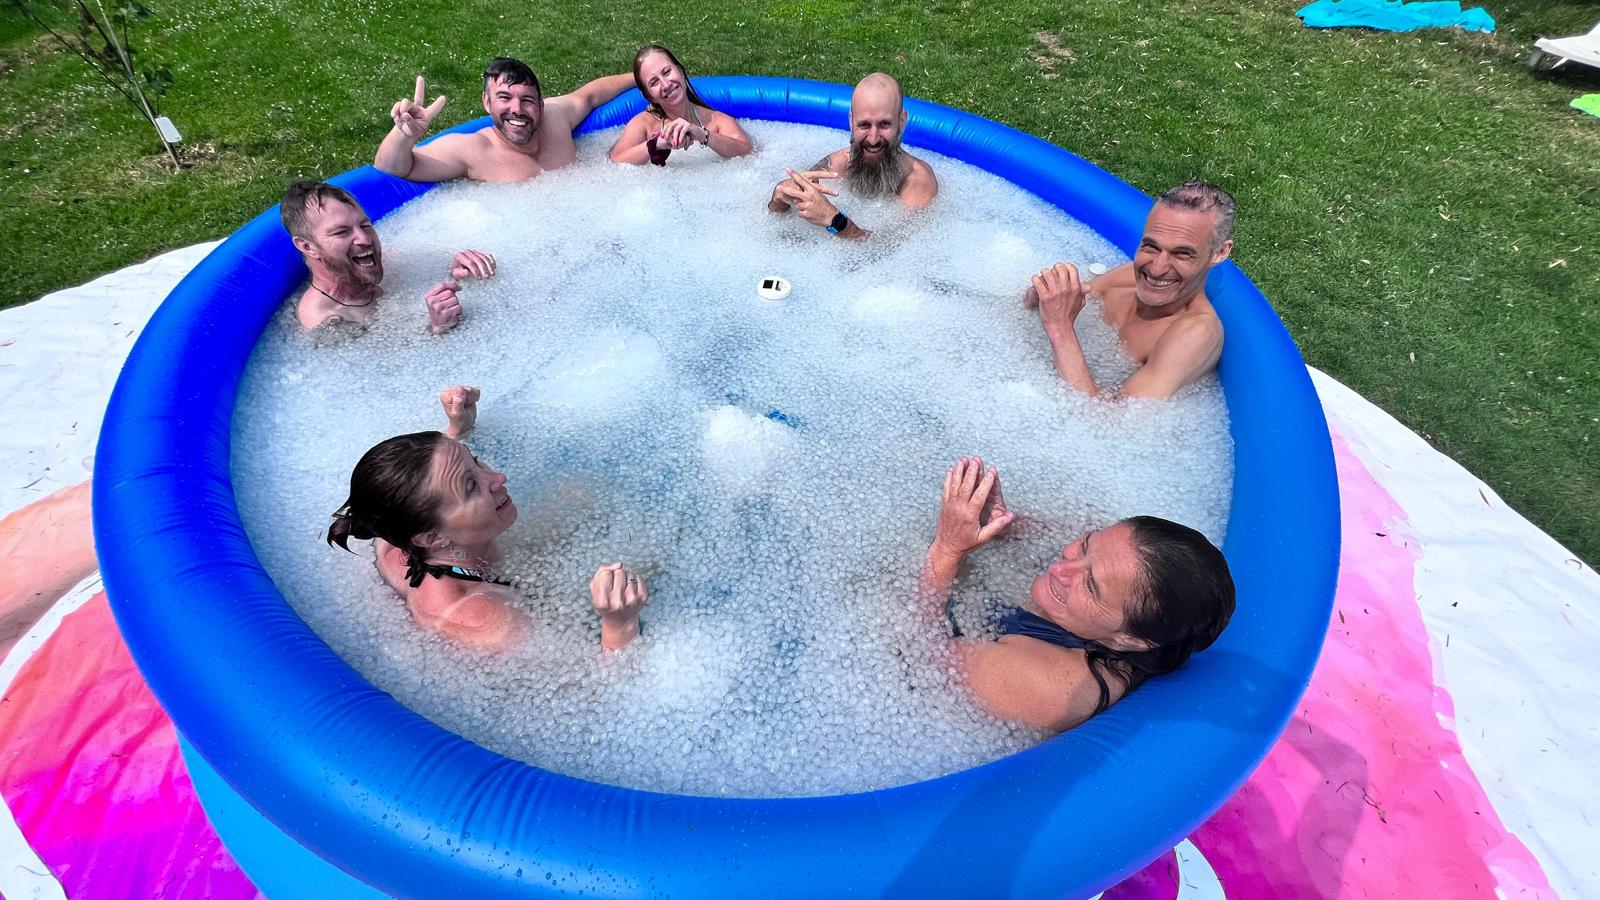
[767,73,938,239]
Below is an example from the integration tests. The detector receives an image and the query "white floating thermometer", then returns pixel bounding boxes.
[757,276,792,302]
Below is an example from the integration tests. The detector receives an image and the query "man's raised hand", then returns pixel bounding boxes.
[769,168,838,213]
[1031,262,1087,333]
[784,168,841,227]
[424,280,463,334]
[391,75,447,140]
[451,250,496,280]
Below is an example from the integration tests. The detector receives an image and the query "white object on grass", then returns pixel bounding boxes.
[154,116,182,144]
[1530,19,1600,72]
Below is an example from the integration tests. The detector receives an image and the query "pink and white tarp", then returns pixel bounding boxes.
[1,244,1593,898]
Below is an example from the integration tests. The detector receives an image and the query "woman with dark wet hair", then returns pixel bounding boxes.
[328,387,647,652]
[920,456,1235,731]
[610,44,752,166]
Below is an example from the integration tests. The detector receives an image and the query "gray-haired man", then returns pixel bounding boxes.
[1025,181,1237,399]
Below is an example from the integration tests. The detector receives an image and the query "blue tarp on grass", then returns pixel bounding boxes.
[1298,0,1496,33]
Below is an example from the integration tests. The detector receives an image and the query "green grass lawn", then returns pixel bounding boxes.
[2,0,1597,562]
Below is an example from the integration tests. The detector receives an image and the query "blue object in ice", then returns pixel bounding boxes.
[1297,0,1496,33]
[765,408,801,428]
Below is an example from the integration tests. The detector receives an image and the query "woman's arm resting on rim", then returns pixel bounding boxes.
[609,112,658,165]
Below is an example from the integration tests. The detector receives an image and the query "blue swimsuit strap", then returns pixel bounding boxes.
[996,608,1093,652]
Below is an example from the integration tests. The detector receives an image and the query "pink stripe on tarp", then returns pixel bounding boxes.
[0,593,259,898]
[1185,432,1553,898]
[0,433,1559,899]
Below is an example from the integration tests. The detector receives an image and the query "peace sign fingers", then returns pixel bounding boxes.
[393,74,446,139]
[785,168,820,198]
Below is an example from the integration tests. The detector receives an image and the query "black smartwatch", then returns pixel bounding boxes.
[826,211,850,235]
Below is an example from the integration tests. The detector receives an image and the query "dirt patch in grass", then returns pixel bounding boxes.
[1031,30,1078,79]
[0,33,61,73]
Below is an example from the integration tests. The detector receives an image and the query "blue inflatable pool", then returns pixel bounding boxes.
[94,77,1339,898]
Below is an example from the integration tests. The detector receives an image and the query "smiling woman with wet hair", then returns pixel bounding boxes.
[609,44,752,166]
[328,386,649,653]
[920,457,1235,731]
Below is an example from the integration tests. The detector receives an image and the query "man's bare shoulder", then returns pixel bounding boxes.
[811,147,847,171]
[294,289,334,330]
[540,94,589,132]
[1088,264,1137,320]
[1147,299,1224,365]
[900,153,939,207]
[1090,262,1136,293]
[1178,292,1222,329]
[422,130,479,159]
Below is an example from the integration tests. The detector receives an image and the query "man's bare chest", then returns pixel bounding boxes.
[1118,320,1169,364]
[470,150,548,182]
[302,292,378,328]
[1097,291,1170,364]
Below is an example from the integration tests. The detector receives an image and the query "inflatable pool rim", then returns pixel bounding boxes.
[94,75,1340,899]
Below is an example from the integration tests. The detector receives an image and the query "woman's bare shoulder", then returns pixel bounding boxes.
[963,637,1114,732]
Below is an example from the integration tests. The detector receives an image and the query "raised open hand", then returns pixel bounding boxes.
[932,456,1016,559]
[391,75,448,140]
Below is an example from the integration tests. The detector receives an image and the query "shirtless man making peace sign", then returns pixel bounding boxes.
[375,57,633,183]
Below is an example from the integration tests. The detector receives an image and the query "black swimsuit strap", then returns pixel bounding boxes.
[405,557,511,589]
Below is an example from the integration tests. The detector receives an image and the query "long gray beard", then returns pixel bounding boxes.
[844,147,906,199]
